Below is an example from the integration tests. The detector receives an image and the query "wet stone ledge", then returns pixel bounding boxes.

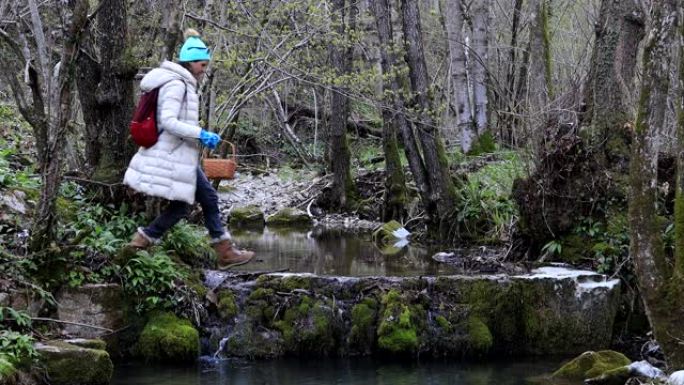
[202,266,620,359]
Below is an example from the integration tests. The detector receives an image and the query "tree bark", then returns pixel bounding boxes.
[400,0,459,234]
[369,0,408,222]
[75,0,135,196]
[326,0,357,210]
[585,0,644,168]
[470,0,490,136]
[444,0,474,153]
[501,0,523,145]
[630,0,684,368]
[30,0,90,251]
[526,0,553,145]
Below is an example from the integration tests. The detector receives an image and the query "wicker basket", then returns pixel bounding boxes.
[202,141,237,180]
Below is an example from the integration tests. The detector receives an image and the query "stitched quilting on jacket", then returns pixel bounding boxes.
[124,61,202,204]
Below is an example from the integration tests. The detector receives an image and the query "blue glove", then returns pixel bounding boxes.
[199,130,220,149]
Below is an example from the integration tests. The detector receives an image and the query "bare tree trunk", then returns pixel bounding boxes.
[369,0,408,221]
[326,0,357,210]
[29,0,90,251]
[500,0,523,145]
[75,0,135,198]
[370,0,429,207]
[630,0,684,368]
[444,0,474,153]
[470,0,490,136]
[585,0,644,168]
[400,0,459,235]
[160,0,181,62]
[526,0,553,145]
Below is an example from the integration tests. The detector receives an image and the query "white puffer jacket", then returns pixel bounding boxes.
[124,61,202,204]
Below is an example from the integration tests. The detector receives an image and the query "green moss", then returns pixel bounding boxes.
[229,205,265,229]
[273,296,335,353]
[137,312,199,363]
[217,291,238,319]
[551,350,631,381]
[585,366,631,385]
[248,288,274,301]
[185,271,208,299]
[435,315,453,332]
[37,341,113,385]
[467,132,496,156]
[349,298,378,351]
[279,276,312,292]
[55,197,78,222]
[466,316,493,353]
[266,208,313,228]
[372,220,404,245]
[0,355,16,383]
[377,290,420,354]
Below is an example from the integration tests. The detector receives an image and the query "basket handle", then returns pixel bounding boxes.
[203,140,237,162]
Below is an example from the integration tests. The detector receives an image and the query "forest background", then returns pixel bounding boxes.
[2,0,684,375]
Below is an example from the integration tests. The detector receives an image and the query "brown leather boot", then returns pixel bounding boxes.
[128,229,153,249]
[213,240,255,270]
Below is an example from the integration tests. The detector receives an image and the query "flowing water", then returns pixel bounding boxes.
[228,227,460,277]
[111,356,563,385]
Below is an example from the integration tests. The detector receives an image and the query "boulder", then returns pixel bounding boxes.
[229,205,265,229]
[265,208,312,228]
[57,284,125,339]
[35,340,113,385]
[137,312,199,363]
[551,350,631,381]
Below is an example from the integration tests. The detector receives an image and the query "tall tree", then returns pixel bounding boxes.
[400,0,459,235]
[526,0,553,146]
[0,0,90,250]
[326,0,358,210]
[470,0,490,137]
[369,0,408,221]
[584,0,644,167]
[629,0,683,368]
[444,0,474,152]
[76,0,136,192]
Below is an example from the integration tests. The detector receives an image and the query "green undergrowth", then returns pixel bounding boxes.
[454,151,525,243]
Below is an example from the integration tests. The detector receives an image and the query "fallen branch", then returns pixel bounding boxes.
[31,317,113,332]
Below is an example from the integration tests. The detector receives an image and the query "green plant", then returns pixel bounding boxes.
[122,250,186,314]
[455,152,524,242]
[542,240,563,256]
[0,331,38,367]
[162,221,214,268]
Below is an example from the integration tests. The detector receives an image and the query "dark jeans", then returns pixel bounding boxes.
[143,168,225,240]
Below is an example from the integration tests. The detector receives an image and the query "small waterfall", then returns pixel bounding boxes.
[213,337,229,359]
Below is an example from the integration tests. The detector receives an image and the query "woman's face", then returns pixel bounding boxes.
[188,61,209,81]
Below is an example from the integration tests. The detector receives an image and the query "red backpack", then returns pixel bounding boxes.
[130,88,162,148]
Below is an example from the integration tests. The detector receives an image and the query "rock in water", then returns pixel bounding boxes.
[35,340,113,385]
[551,350,631,381]
[669,371,684,385]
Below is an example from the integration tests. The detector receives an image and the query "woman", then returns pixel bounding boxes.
[123,29,255,270]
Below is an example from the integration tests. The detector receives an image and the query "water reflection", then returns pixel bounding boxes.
[112,357,561,385]
[229,227,459,277]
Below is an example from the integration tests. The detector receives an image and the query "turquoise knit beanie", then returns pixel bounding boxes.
[179,29,211,62]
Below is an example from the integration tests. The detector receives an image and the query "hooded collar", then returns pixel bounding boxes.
[140,60,197,91]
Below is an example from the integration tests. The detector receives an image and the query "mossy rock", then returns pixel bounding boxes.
[551,350,631,381]
[273,296,336,354]
[466,316,493,354]
[266,208,312,228]
[0,356,16,385]
[584,365,631,385]
[349,298,378,353]
[35,341,113,385]
[137,312,199,363]
[372,220,407,246]
[377,290,420,354]
[217,291,238,320]
[229,205,265,229]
